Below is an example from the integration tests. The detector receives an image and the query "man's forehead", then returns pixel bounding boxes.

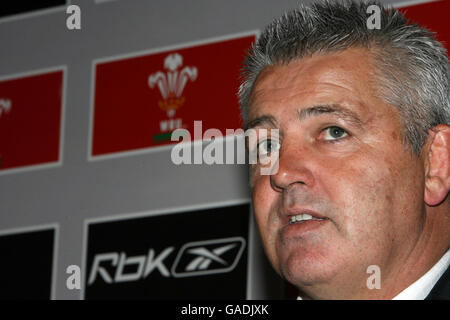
[247,47,378,120]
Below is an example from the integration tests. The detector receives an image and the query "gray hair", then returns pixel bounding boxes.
[239,0,450,154]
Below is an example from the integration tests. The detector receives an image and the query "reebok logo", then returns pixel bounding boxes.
[185,244,237,271]
[87,237,245,285]
[172,237,245,277]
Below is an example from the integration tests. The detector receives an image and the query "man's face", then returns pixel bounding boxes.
[248,48,426,298]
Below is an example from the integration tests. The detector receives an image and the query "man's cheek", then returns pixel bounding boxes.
[251,171,272,203]
[325,165,386,235]
[252,182,279,244]
[252,201,279,270]
[341,172,395,244]
[253,186,273,225]
[249,164,260,188]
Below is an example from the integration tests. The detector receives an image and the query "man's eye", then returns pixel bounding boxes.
[258,139,281,155]
[322,126,349,141]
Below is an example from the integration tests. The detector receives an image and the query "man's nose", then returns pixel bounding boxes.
[269,141,315,192]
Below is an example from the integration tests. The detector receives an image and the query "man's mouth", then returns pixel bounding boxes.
[280,211,329,237]
[289,213,327,224]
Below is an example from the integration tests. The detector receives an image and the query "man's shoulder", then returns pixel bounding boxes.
[425,265,450,300]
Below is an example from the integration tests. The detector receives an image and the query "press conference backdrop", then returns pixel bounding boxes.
[0,0,448,300]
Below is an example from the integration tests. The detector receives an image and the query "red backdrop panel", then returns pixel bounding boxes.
[399,0,449,50]
[0,70,63,172]
[91,34,256,157]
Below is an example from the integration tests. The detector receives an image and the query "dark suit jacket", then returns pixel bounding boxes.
[425,265,449,300]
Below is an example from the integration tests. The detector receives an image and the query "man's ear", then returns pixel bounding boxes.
[424,124,450,206]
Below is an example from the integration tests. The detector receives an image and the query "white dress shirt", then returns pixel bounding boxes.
[393,249,450,300]
[296,249,450,300]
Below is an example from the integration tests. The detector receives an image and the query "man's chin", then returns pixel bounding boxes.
[280,266,331,288]
[277,249,340,288]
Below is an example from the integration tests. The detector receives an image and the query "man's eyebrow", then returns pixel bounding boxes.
[245,115,278,130]
[297,104,363,127]
[245,104,364,130]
